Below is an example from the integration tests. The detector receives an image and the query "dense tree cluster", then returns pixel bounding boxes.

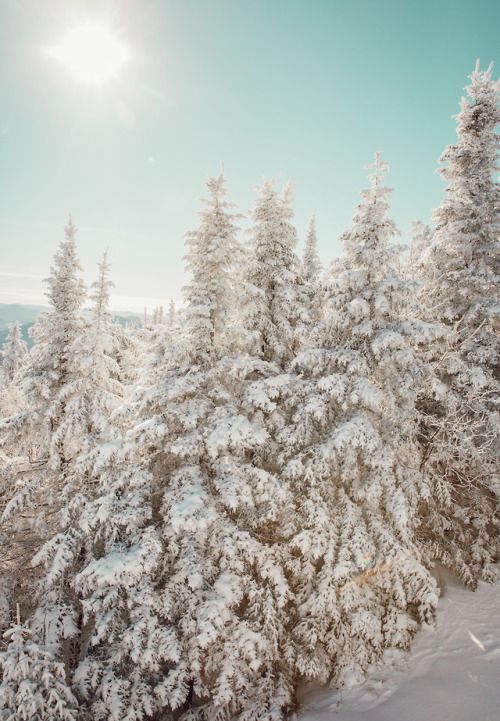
[0,63,499,721]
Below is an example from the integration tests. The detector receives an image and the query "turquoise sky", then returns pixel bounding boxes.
[1,0,499,312]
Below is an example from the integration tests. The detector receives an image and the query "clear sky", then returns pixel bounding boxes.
[0,0,499,312]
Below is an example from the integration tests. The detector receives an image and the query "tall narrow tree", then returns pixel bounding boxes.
[302,212,323,324]
[0,323,27,385]
[281,154,438,685]
[426,61,500,375]
[0,233,125,721]
[416,63,500,585]
[241,178,309,366]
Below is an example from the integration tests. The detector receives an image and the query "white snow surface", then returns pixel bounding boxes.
[298,564,500,721]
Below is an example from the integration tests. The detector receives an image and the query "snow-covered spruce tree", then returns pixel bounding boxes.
[280,154,439,686]
[2,215,87,463]
[0,613,78,721]
[301,212,323,326]
[72,170,296,721]
[76,249,123,449]
[426,61,500,359]
[168,298,178,330]
[0,325,27,645]
[241,178,310,365]
[0,323,27,425]
[414,63,500,585]
[0,323,27,385]
[0,216,86,719]
[180,167,245,359]
[0,231,124,720]
[0,216,86,611]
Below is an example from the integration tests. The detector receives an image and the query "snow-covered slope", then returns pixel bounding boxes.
[299,565,500,721]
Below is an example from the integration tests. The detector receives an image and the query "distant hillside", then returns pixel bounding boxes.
[0,303,140,352]
[0,303,50,331]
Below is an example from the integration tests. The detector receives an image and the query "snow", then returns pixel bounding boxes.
[299,565,500,721]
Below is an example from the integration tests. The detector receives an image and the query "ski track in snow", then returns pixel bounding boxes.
[298,564,500,721]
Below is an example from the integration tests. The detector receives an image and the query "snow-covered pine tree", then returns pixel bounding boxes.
[168,298,178,329]
[302,213,323,325]
[0,613,78,721]
[0,322,27,425]
[241,178,309,366]
[0,323,27,385]
[72,169,297,721]
[415,63,500,585]
[426,61,500,359]
[0,215,86,608]
[1,215,86,464]
[280,154,439,686]
[75,249,123,450]
[179,167,244,361]
[0,216,87,717]
[0,231,125,720]
[302,214,322,286]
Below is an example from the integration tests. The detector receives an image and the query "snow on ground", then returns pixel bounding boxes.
[298,564,500,721]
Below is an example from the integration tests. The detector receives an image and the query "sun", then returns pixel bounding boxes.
[49,23,130,84]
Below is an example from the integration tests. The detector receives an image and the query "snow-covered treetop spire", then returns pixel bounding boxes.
[1,322,27,383]
[303,212,322,285]
[340,152,399,261]
[63,212,75,236]
[168,297,177,328]
[242,176,308,364]
[428,60,500,326]
[365,151,390,188]
[437,60,500,199]
[182,167,241,362]
[89,248,114,329]
[46,216,86,315]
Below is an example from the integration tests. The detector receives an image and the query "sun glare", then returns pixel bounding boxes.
[49,23,129,84]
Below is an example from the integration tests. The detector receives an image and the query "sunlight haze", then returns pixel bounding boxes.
[0,0,498,311]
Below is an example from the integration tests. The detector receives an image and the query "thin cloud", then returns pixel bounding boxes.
[0,288,47,304]
[0,218,61,231]
[0,271,44,280]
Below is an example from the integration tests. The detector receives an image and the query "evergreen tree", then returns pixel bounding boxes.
[0,231,125,719]
[168,298,178,329]
[281,154,438,685]
[302,213,322,285]
[0,323,26,425]
[181,168,243,361]
[241,178,309,366]
[1,323,27,385]
[72,170,297,720]
[302,213,323,324]
[426,61,500,375]
[0,615,78,721]
[2,215,87,464]
[415,63,500,585]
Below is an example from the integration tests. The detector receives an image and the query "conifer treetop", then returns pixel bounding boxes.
[182,168,242,363]
[45,214,86,316]
[429,61,500,326]
[243,176,309,364]
[303,212,322,285]
[89,248,114,329]
[339,152,400,270]
[1,322,27,383]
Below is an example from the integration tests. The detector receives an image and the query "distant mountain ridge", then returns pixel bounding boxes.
[0,303,140,352]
